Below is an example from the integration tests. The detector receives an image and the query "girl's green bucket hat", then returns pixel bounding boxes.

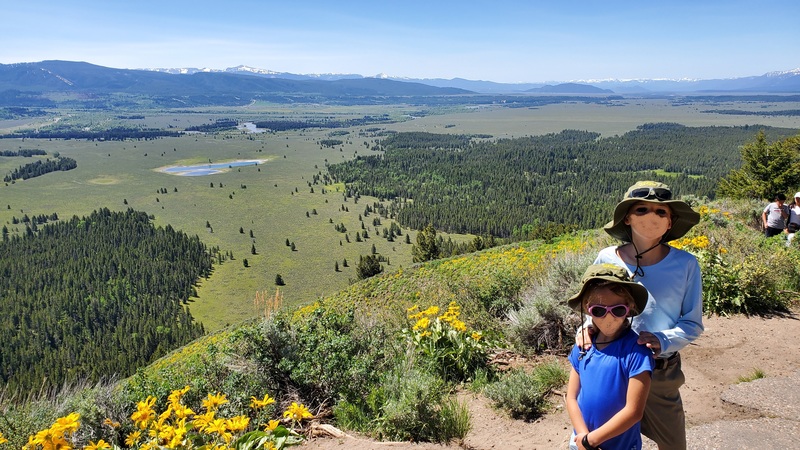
[566,263,649,314]
[603,181,700,242]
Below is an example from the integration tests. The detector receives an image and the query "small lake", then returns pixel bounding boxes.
[237,122,266,133]
[158,159,266,176]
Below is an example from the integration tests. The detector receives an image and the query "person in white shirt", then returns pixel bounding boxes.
[786,192,800,246]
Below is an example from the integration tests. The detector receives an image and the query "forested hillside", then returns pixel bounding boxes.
[328,124,799,238]
[0,208,211,394]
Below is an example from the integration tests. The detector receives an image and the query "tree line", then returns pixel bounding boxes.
[327,124,800,238]
[0,149,47,157]
[0,127,181,141]
[3,156,77,182]
[0,208,211,394]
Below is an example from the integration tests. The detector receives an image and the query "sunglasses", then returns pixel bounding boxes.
[587,304,630,318]
[628,187,672,201]
[631,206,670,217]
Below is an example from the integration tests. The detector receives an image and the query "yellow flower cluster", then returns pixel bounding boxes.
[669,235,710,250]
[439,302,466,332]
[12,387,307,450]
[22,412,81,450]
[697,204,731,219]
[407,302,470,336]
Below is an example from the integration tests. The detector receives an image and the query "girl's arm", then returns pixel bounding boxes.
[566,368,589,446]
[582,371,650,448]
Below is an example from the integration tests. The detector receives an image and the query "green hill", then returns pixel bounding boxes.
[2,196,798,448]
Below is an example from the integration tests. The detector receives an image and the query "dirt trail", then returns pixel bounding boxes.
[300,309,800,450]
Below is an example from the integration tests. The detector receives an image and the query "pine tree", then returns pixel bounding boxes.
[412,223,439,262]
[356,255,383,280]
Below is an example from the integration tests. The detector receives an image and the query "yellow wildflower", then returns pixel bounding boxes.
[124,430,142,447]
[250,394,276,409]
[0,432,7,445]
[413,317,430,331]
[263,420,281,432]
[167,426,188,449]
[471,331,482,341]
[205,418,233,443]
[102,418,120,429]
[449,319,467,332]
[422,306,439,316]
[131,396,157,429]
[172,404,195,419]
[84,439,111,450]
[226,415,250,433]
[53,412,81,435]
[283,402,313,421]
[140,440,159,450]
[202,392,229,411]
[192,410,216,432]
[32,428,71,450]
[168,386,191,406]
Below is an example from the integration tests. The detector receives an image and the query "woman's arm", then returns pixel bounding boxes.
[582,372,650,448]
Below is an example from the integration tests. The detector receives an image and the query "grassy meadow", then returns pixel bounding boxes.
[2,99,799,331]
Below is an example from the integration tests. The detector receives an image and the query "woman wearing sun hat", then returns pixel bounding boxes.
[579,180,703,450]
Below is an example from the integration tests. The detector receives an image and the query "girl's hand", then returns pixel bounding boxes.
[575,432,588,450]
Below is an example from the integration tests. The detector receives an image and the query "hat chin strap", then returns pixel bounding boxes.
[630,240,663,279]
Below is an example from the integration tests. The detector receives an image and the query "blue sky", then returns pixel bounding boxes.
[2,1,798,83]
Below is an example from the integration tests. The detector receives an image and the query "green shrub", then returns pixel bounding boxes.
[680,202,797,315]
[508,251,595,353]
[483,361,568,422]
[375,367,468,443]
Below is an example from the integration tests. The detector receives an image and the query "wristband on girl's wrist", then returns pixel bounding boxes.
[582,433,601,450]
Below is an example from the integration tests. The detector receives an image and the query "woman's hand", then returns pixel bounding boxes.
[575,325,594,350]
[637,331,661,356]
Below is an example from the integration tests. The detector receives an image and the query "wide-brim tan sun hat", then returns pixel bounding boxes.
[566,263,649,315]
[603,181,700,242]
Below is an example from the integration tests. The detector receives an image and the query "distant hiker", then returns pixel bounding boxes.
[578,181,703,450]
[566,263,653,450]
[762,193,789,238]
[785,192,800,245]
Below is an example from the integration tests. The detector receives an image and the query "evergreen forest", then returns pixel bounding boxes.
[327,123,799,238]
[0,208,210,394]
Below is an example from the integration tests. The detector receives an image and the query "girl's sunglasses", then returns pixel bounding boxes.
[587,304,630,318]
[628,187,672,201]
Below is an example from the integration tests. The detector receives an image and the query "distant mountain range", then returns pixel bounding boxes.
[142,64,800,94]
[0,60,798,109]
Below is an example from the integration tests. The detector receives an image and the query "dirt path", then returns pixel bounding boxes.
[300,309,800,449]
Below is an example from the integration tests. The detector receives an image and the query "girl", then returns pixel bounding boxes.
[567,263,653,450]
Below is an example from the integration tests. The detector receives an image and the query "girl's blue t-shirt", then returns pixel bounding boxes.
[569,327,654,450]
